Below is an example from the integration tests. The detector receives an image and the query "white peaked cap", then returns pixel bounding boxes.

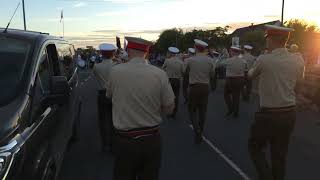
[230,46,242,51]
[168,47,180,54]
[99,43,117,51]
[212,51,220,54]
[188,48,195,54]
[194,39,208,47]
[244,45,253,50]
[120,50,128,59]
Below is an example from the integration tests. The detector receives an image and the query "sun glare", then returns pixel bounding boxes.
[285,0,320,28]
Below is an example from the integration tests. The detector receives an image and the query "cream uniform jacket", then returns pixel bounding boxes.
[106,57,175,130]
[249,48,305,108]
[93,59,114,88]
[222,56,247,77]
[242,53,256,70]
[162,57,185,79]
[185,54,216,85]
[211,57,219,65]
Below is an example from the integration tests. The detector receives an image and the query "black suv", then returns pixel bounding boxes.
[0,29,81,180]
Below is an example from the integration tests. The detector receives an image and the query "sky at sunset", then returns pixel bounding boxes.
[1,0,320,47]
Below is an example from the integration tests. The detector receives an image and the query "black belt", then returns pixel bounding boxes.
[189,83,209,87]
[98,89,106,94]
[260,106,296,112]
[226,76,244,79]
[115,126,159,139]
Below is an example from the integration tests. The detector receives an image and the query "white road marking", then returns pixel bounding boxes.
[189,125,251,180]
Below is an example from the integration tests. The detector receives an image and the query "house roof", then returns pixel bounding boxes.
[231,20,281,37]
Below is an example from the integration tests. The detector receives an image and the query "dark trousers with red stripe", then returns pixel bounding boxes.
[243,79,252,100]
[183,74,189,103]
[242,71,252,101]
[97,89,113,151]
[113,133,162,180]
[188,84,209,138]
[248,109,296,180]
[224,77,244,116]
[169,78,181,117]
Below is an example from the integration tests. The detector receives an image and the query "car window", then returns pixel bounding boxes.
[57,43,75,80]
[0,37,31,106]
[38,49,51,94]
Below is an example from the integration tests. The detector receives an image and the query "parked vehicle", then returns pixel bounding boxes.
[0,28,81,180]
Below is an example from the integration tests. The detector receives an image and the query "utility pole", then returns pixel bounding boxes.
[60,10,64,38]
[22,0,27,30]
[281,0,285,25]
[176,33,178,47]
[63,18,64,38]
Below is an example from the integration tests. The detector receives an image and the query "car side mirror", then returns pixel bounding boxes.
[47,76,70,105]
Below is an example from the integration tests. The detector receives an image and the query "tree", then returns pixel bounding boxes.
[154,26,231,54]
[154,28,184,54]
[207,26,231,49]
[285,19,319,48]
[183,29,208,51]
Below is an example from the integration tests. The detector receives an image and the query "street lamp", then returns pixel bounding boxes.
[22,0,26,30]
[281,0,285,25]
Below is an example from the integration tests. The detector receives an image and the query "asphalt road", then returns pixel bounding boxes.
[59,69,320,180]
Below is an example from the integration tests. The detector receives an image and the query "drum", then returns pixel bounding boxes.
[77,59,86,68]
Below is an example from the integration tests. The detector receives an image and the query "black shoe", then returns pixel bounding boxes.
[167,114,175,119]
[102,144,112,153]
[184,99,188,104]
[194,134,203,145]
[243,97,250,102]
[233,113,239,118]
[225,111,233,117]
[196,136,203,144]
